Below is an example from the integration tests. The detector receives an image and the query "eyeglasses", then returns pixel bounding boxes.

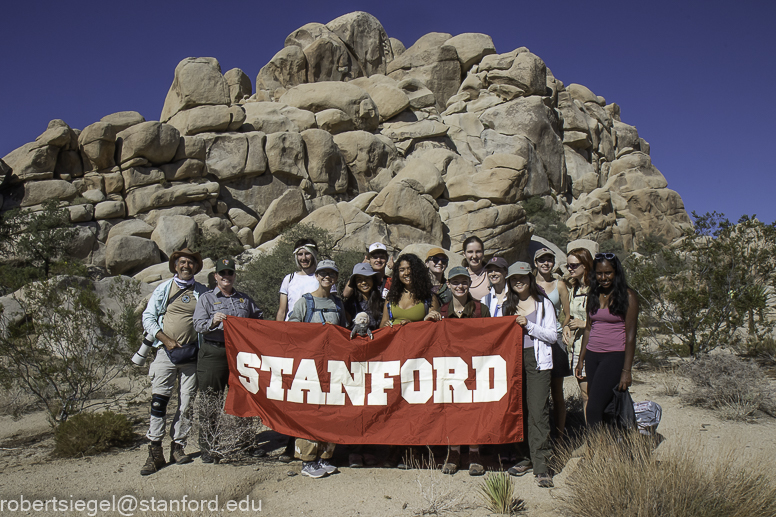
[429,256,448,265]
[595,253,616,260]
[566,263,582,270]
[219,270,235,276]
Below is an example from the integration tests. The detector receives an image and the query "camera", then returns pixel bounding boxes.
[132,335,155,366]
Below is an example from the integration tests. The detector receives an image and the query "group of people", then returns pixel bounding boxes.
[139,237,639,488]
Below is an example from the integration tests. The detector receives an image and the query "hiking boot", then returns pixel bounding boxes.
[140,442,166,476]
[536,473,554,488]
[170,442,192,464]
[468,450,485,476]
[278,437,295,463]
[442,448,460,475]
[383,446,401,468]
[507,460,532,477]
[349,453,364,468]
[317,458,338,474]
[300,460,327,479]
[201,450,220,464]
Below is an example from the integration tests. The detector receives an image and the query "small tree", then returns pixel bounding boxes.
[627,212,776,356]
[0,276,144,423]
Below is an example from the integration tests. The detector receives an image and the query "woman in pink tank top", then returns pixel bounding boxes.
[574,253,639,429]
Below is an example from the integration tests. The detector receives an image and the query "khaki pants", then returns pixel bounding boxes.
[295,439,335,462]
[146,348,198,445]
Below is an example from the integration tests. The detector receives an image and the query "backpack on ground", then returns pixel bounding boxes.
[633,400,662,435]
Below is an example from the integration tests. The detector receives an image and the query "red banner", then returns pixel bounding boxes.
[224,318,523,445]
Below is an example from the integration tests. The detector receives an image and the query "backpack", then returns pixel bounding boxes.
[633,400,663,435]
[387,299,431,321]
[302,293,346,326]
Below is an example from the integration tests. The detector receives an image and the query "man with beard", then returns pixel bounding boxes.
[140,248,208,476]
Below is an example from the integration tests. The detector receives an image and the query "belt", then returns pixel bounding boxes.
[204,338,226,347]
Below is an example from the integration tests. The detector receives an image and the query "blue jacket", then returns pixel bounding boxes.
[142,278,208,349]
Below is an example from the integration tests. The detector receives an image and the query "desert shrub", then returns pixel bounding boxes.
[194,389,266,461]
[240,224,365,318]
[558,428,776,517]
[53,411,136,457]
[597,238,626,259]
[736,335,776,363]
[477,472,525,515]
[193,229,244,262]
[682,354,774,420]
[411,459,467,515]
[0,276,144,423]
[521,197,570,250]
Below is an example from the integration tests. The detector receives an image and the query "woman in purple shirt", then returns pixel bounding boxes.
[574,253,639,429]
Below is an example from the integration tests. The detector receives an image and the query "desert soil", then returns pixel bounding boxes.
[1,372,774,517]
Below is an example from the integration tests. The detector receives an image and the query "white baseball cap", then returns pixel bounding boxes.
[368,242,387,254]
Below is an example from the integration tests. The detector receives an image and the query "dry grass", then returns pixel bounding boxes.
[683,354,775,420]
[409,450,469,516]
[557,428,776,517]
[657,367,681,397]
[194,389,267,461]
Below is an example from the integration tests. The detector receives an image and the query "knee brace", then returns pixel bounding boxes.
[150,394,170,418]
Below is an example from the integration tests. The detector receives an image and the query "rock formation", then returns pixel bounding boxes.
[0,11,692,279]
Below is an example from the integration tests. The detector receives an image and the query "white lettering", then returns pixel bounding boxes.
[288,359,325,404]
[367,361,400,405]
[236,352,261,394]
[400,358,433,404]
[472,355,508,402]
[260,355,294,401]
[326,361,366,405]
[433,357,473,403]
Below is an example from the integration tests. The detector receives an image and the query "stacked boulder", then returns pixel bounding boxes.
[0,11,691,279]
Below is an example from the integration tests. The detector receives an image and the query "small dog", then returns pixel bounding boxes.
[350,312,374,340]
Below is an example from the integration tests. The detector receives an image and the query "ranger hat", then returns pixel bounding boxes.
[216,257,236,274]
[168,248,203,274]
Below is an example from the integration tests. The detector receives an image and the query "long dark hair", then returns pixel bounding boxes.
[451,293,482,318]
[503,273,544,316]
[588,254,630,317]
[345,275,384,321]
[386,253,434,304]
[461,235,485,268]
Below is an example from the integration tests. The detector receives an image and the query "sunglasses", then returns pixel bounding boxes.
[219,270,235,276]
[595,253,616,260]
[536,256,554,264]
[317,271,338,278]
[566,263,582,270]
[429,256,449,265]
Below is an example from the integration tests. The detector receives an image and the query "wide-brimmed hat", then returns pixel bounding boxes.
[506,262,532,279]
[168,248,203,274]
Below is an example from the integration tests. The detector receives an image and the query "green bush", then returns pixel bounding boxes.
[239,224,364,318]
[193,230,244,263]
[477,471,525,514]
[54,411,137,457]
[521,197,570,250]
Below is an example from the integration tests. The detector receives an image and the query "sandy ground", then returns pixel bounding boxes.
[1,372,775,517]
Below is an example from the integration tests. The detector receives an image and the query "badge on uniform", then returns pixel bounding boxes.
[181,294,191,303]
[239,298,245,303]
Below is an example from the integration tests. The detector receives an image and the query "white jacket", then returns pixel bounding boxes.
[523,296,557,371]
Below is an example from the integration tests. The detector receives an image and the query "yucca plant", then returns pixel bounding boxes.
[477,471,525,515]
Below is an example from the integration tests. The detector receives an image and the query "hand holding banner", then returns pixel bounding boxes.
[224,317,523,445]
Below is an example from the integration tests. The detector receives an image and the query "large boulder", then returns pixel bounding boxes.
[301,129,348,194]
[125,181,219,216]
[161,57,230,122]
[444,33,496,71]
[391,157,444,198]
[1,123,71,181]
[480,97,564,191]
[201,132,267,181]
[78,122,116,172]
[333,130,393,193]
[279,82,379,131]
[105,236,161,275]
[325,11,393,76]
[116,122,181,166]
[94,200,126,220]
[297,201,384,250]
[265,132,307,181]
[446,153,528,204]
[151,215,198,258]
[366,178,443,241]
[252,188,308,245]
[220,174,296,220]
[100,111,145,133]
[224,68,252,103]
[256,46,308,92]
[107,219,154,242]
[166,104,246,135]
[241,102,315,133]
[350,75,410,122]
[440,199,531,262]
[21,179,77,207]
[387,33,462,110]
[485,51,547,96]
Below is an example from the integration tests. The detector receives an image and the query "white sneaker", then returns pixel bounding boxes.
[301,460,327,478]
[317,458,338,474]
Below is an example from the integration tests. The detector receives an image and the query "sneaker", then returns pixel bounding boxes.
[317,458,338,474]
[300,460,327,479]
[468,449,485,476]
[507,460,532,477]
[536,473,554,488]
[349,453,364,468]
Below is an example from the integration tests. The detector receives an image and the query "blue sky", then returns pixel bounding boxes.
[2,0,773,223]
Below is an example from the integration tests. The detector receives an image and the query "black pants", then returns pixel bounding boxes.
[585,350,625,428]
